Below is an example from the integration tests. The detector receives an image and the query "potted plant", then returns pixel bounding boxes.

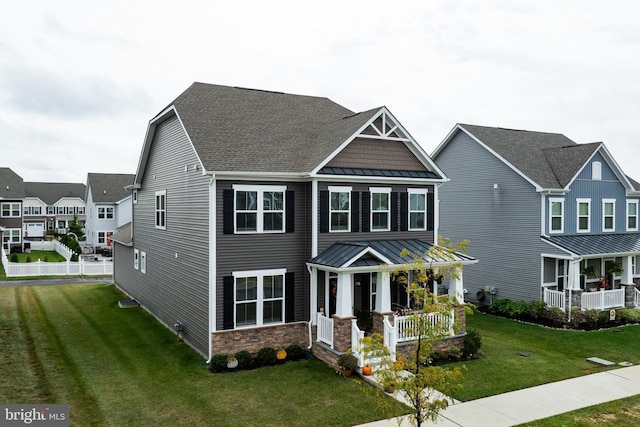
[337,352,358,377]
[604,262,624,289]
[227,356,238,369]
[581,265,599,289]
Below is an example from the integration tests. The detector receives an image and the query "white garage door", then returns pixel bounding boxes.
[26,223,44,237]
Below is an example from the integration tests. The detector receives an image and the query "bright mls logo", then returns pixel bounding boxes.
[1,405,69,426]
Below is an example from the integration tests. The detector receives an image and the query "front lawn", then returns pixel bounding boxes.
[0,283,409,426]
[450,311,640,401]
[9,250,65,262]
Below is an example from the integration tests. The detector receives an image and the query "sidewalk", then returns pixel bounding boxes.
[357,364,640,426]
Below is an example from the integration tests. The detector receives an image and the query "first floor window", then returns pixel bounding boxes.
[134,249,139,270]
[627,200,638,231]
[140,251,147,274]
[549,198,564,233]
[2,229,21,245]
[98,231,112,244]
[234,269,285,327]
[155,191,166,229]
[408,189,427,230]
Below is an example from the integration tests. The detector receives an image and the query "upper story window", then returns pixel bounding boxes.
[98,206,114,220]
[577,199,591,233]
[603,199,615,232]
[140,251,147,274]
[155,191,166,229]
[549,198,564,233]
[234,185,285,233]
[76,206,85,215]
[370,188,390,231]
[1,203,21,217]
[408,189,427,231]
[329,186,351,232]
[592,161,602,180]
[23,206,42,216]
[627,200,638,232]
[234,269,285,328]
[47,206,54,215]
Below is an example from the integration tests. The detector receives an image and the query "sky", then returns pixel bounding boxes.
[2,1,640,184]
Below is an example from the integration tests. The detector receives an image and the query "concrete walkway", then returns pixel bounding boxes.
[357,365,640,426]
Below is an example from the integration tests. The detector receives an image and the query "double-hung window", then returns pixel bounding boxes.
[234,269,285,327]
[1,203,20,217]
[234,185,285,233]
[577,199,590,233]
[155,191,166,229]
[549,198,564,233]
[98,206,114,220]
[140,251,147,274]
[2,229,20,245]
[370,188,390,231]
[603,199,615,232]
[133,249,139,270]
[627,200,638,231]
[329,186,350,232]
[408,189,427,231]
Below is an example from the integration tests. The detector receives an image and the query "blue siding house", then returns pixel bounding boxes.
[432,124,640,312]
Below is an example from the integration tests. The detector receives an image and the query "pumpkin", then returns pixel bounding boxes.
[362,365,373,376]
[276,349,287,360]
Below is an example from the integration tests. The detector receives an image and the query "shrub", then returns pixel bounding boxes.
[71,253,79,262]
[209,354,229,373]
[505,300,529,319]
[582,309,600,328]
[529,300,547,320]
[26,256,32,263]
[429,350,447,364]
[546,306,565,326]
[234,350,253,370]
[10,253,18,262]
[618,309,640,324]
[285,344,306,361]
[463,328,482,358]
[337,353,358,371]
[255,347,277,367]
[44,255,49,262]
[447,345,462,361]
[488,298,511,316]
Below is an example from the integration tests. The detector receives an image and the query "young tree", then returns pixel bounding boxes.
[376,237,471,427]
[67,214,85,239]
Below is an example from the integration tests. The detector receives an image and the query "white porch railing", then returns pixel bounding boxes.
[581,288,625,311]
[316,312,334,348]
[395,310,454,342]
[635,288,640,308]
[382,315,396,359]
[543,288,565,310]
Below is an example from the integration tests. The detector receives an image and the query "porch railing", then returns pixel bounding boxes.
[581,288,625,311]
[636,288,640,308]
[395,310,454,342]
[382,315,396,359]
[316,313,334,348]
[543,288,565,310]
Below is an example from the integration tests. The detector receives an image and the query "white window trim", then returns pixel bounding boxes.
[626,199,639,232]
[408,188,428,231]
[155,190,166,230]
[592,161,602,180]
[576,198,591,233]
[328,186,352,233]
[140,251,147,274]
[233,268,286,328]
[1,202,21,218]
[369,187,391,232]
[97,206,114,220]
[134,248,139,270]
[2,229,21,244]
[549,197,564,234]
[602,199,616,232]
[233,184,286,234]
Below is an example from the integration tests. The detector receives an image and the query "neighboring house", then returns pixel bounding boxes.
[23,182,86,238]
[0,167,25,252]
[432,124,640,312]
[111,83,476,362]
[85,173,134,251]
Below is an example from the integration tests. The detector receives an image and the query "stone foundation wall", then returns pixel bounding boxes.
[332,316,355,352]
[211,322,308,356]
[395,335,465,361]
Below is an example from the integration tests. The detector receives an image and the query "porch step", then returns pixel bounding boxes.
[586,357,615,366]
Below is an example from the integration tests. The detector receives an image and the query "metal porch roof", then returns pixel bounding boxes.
[543,233,640,257]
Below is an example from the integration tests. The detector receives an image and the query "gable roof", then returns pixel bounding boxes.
[87,173,134,203]
[433,124,637,191]
[136,83,444,182]
[24,182,86,205]
[0,167,25,199]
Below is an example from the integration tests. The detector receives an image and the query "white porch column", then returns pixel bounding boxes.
[448,272,464,304]
[568,259,582,290]
[375,271,391,313]
[335,272,353,317]
[622,255,633,285]
[309,266,318,324]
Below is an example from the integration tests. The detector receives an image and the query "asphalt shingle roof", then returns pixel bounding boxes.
[87,173,134,203]
[25,182,86,205]
[0,167,25,199]
[544,234,640,257]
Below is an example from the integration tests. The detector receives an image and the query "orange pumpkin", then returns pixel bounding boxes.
[276,349,287,360]
[362,365,373,376]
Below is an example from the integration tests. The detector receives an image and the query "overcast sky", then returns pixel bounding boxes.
[2,1,640,184]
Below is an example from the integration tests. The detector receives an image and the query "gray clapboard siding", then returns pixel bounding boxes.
[115,116,211,356]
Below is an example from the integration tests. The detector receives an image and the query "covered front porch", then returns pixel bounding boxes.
[542,234,640,312]
[306,239,476,366]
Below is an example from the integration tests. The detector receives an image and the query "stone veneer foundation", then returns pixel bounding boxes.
[211,321,309,355]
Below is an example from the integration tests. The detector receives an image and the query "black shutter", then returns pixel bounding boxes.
[223,189,234,234]
[391,192,399,231]
[400,192,408,231]
[285,272,295,322]
[361,191,370,232]
[351,191,360,232]
[320,190,329,233]
[285,190,294,233]
[427,192,435,231]
[223,276,235,330]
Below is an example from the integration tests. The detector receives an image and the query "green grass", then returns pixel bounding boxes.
[450,311,640,401]
[0,283,409,426]
[10,250,65,262]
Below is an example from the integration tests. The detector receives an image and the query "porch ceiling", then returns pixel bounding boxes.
[308,239,476,269]
[543,233,640,257]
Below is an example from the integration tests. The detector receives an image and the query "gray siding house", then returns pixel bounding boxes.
[112,83,475,362]
[432,124,640,312]
[1,167,25,251]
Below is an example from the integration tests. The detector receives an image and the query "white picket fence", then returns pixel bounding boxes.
[543,288,566,310]
[581,288,625,311]
[1,246,112,277]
